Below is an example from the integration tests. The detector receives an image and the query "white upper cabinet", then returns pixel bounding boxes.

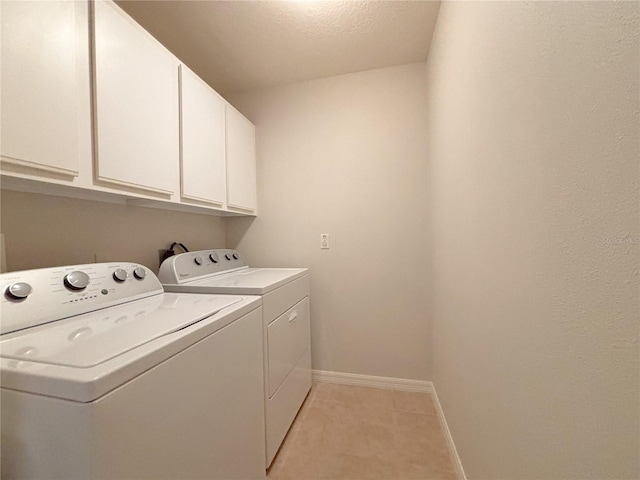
[1,0,83,176]
[226,106,257,214]
[92,0,179,195]
[179,65,226,207]
[1,0,256,216]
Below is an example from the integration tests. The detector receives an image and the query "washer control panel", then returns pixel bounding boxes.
[0,263,163,335]
[158,249,247,284]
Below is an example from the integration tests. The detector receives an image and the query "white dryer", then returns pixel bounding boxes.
[0,262,265,480]
[159,249,311,467]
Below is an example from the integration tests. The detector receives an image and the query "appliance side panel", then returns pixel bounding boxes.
[92,307,266,480]
[1,388,95,479]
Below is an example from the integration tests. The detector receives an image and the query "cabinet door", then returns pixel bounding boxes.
[92,0,178,195]
[180,65,226,206]
[1,0,82,176]
[226,106,257,213]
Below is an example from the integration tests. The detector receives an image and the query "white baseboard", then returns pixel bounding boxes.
[430,384,467,480]
[312,369,432,392]
[312,370,466,480]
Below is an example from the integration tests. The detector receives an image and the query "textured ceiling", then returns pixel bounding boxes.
[115,0,441,97]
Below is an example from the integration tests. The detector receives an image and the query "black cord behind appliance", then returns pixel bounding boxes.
[159,242,189,265]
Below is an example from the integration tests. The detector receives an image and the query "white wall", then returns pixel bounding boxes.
[0,190,226,273]
[227,63,431,380]
[426,2,639,479]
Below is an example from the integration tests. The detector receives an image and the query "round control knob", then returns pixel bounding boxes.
[225,253,232,261]
[5,282,32,300]
[194,256,204,266]
[113,269,128,283]
[64,271,90,291]
[232,253,239,260]
[133,267,146,280]
[209,252,219,263]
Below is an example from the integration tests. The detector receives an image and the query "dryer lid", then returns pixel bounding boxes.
[206,268,306,288]
[0,293,242,368]
[181,268,308,295]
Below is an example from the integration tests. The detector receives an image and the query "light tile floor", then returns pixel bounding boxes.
[267,383,459,480]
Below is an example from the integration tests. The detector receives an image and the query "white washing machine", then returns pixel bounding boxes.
[0,262,266,480]
[159,249,311,467]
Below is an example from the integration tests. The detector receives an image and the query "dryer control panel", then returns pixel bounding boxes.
[159,249,248,284]
[0,263,163,335]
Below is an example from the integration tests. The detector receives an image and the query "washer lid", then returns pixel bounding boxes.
[0,293,242,368]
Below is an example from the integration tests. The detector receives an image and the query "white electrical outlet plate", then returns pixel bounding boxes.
[320,234,330,249]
